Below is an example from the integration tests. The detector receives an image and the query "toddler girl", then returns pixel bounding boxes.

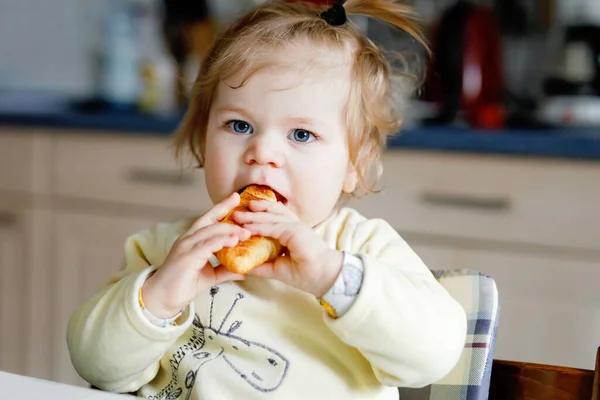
[67,1,466,399]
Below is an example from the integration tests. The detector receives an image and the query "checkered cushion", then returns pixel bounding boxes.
[398,269,500,400]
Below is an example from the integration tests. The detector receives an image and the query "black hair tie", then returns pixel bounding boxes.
[321,1,347,26]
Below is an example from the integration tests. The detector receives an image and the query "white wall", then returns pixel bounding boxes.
[0,0,109,96]
[0,0,253,97]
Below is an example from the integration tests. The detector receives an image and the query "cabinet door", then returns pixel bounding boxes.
[351,150,600,252]
[410,241,600,370]
[51,211,161,386]
[0,199,49,380]
[0,129,52,194]
[0,206,26,376]
[52,133,210,212]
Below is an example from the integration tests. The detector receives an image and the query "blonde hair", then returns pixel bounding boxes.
[173,0,426,196]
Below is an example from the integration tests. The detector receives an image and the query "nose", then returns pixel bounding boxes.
[243,133,285,168]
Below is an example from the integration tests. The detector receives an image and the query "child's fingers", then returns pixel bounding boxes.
[233,211,292,225]
[243,223,285,238]
[248,255,291,280]
[185,192,240,235]
[247,261,277,279]
[244,223,296,248]
[191,234,240,262]
[248,200,296,218]
[212,266,246,284]
[181,222,250,248]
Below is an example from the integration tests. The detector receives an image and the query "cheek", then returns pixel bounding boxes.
[204,128,233,168]
[203,134,235,202]
[293,150,349,222]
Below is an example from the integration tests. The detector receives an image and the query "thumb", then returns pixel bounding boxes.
[247,261,277,279]
[213,266,246,284]
[248,255,291,279]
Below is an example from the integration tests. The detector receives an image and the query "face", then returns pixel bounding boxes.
[203,47,356,227]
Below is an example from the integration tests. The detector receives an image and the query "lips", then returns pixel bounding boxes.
[238,185,287,204]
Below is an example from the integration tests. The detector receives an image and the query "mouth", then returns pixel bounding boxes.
[238,185,287,205]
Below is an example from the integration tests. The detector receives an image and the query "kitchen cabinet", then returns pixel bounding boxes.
[0,130,52,379]
[351,150,600,251]
[1,128,599,385]
[0,201,27,377]
[351,149,600,370]
[0,129,52,195]
[409,240,600,370]
[50,210,162,386]
[45,131,211,386]
[0,197,52,381]
[51,132,209,212]
[44,131,211,386]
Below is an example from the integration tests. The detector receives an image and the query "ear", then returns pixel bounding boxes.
[342,162,358,194]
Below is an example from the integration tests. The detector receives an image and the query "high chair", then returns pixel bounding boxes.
[398,269,500,400]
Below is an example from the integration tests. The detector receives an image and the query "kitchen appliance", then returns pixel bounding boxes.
[538,24,600,127]
[537,0,600,127]
[544,25,600,97]
[422,1,505,129]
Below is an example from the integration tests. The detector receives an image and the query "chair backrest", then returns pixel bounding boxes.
[398,269,500,400]
[489,347,600,400]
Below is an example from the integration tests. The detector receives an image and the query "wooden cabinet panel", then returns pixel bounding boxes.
[52,133,211,212]
[0,129,51,195]
[0,205,26,376]
[23,207,53,381]
[410,240,600,370]
[351,150,600,252]
[0,195,52,380]
[51,211,163,386]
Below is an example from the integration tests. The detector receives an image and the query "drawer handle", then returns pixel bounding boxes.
[0,211,17,227]
[126,168,195,186]
[419,192,511,212]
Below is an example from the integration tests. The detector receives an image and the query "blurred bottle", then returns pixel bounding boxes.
[135,0,177,117]
[162,0,216,104]
[100,0,141,110]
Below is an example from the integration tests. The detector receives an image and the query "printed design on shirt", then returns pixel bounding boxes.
[151,286,290,399]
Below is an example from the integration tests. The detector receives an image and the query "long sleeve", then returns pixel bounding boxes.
[66,220,195,393]
[318,209,467,388]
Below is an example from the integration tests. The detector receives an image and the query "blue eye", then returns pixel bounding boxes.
[289,129,315,143]
[227,120,253,134]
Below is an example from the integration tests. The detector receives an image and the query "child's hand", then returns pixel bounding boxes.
[142,193,251,318]
[233,200,343,298]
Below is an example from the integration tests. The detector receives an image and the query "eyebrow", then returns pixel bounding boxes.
[213,106,253,119]
[215,105,328,129]
[288,117,318,127]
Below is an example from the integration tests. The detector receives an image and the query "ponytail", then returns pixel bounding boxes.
[345,0,428,51]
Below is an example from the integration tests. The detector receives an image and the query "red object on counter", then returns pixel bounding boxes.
[423,3,505,129]
[475,104,505,130]
[462,6,505,129]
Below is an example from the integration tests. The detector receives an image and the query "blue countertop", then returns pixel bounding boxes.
[1,108,599,161]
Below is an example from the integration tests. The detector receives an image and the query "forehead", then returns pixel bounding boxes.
[214,44,352,120]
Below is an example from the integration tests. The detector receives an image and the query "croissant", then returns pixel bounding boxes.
[215,185,284,274]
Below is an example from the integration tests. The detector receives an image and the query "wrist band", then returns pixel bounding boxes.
[320,252,364,319]
[138,276,183,328]
[319,298,339,319]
